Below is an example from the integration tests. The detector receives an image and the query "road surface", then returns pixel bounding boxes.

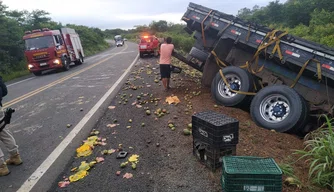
[0,42,138,192]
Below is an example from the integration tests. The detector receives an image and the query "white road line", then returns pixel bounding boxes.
[17,53,139,192]
[6,77,36,87]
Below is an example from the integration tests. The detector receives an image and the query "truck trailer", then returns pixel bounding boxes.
[23,28,85,76]
[176,2,334,135]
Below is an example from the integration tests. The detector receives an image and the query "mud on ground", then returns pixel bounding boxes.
[52,56,330,192]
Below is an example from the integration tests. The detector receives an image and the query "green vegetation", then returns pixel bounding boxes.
[237,0,334,48]
[0,1,109,82]
[295,115,334,190]
[278,162,302,189]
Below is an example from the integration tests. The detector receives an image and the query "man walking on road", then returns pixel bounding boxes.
[159,37,174,91]
[0,77,22,176]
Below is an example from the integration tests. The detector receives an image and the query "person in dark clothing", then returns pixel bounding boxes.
[0,76,22,176]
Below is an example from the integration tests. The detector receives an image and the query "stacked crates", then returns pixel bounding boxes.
[192,111,239,171]
[221,156,283,192]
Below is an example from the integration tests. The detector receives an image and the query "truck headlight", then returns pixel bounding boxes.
[53,59,60,64]
[28,64,34,69]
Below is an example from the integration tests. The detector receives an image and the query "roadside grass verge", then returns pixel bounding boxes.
[294,115,334,191]
[1,70,30,82]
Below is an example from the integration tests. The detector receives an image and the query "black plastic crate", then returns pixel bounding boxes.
[192,111,239,148]
[193,139,236,171]
[221,156,282,192]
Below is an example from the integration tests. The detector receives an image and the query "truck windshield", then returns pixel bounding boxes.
[25,36,54,51]
[141,37,153,43]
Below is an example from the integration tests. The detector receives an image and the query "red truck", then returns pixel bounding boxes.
[23,28,85,76]
[138,35,160,58]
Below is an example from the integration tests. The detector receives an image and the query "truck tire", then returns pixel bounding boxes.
[75,54,84,65]
[250,85,303,133]
[140,53,144,58]
[291,94,309,135]
[62,57,70,71]
[211,66,254,107]
[189,47,209,62]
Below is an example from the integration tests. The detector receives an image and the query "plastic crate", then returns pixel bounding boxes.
[193,139,236,171]
[192,111,239,148]
[221,156,282,192]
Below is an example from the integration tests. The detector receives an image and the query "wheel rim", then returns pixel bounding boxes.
[217,74,241,98]
[259,94,290,123]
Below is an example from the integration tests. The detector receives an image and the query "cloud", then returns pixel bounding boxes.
[2,0,287,29]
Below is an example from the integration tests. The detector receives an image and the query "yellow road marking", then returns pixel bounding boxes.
[3,44,129,108]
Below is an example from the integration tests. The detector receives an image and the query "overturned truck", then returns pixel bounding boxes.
[175,2,334,135]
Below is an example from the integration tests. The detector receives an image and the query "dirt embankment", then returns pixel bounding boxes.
[53,57,329,192]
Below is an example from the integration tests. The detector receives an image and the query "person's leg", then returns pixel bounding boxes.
[0,147,9,176]
[162,78,168,90]
[0,128,22,165]
[160,65,168,90]
[167,64,171,89]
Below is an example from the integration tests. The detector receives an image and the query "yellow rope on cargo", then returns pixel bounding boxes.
[246,24,251,42]
[240,31,288,74]
[211,29,324,96]
[290,59,322,88]
[211,51,227,68]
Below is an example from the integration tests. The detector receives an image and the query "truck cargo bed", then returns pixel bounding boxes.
[182,2,334,81]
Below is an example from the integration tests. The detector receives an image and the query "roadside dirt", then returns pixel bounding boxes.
[52,56,330,192]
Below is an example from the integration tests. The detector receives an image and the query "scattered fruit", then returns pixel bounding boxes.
[146,110,151,115]
[183,129,191,136]
[67,124,72,128]
[188,123,192,129]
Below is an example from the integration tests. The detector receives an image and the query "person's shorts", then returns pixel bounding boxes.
[160,64,171,78]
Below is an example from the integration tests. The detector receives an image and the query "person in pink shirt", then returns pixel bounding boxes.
[159,37,174,91]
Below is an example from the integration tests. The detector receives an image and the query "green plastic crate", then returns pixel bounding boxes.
[221,156,282,192]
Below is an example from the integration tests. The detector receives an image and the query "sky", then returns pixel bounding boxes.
[2,0,287,30]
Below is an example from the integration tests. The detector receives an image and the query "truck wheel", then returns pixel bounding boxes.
[75,54,84,65]
[291,94,309,135]
[211,66,254,107]
[250,85,303,133]
[140,53,144,58]
[189,47,209,62]
[62,57,70,71]
[33,71,42,76]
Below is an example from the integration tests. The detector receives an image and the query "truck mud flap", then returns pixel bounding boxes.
[189,47,209,62]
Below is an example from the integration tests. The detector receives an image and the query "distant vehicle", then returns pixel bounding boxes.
[124,38,128,41]
[139,35,160,58]
[23,28,85,76]
[114,35,124,47]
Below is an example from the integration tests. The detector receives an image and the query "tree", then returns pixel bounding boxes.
[149,20,168,33]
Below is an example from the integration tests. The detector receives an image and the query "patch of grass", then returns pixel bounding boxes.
[294,115,334,190]
[1,70,30,82]
[278,163,303,189]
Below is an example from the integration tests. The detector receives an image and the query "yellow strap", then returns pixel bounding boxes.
[211,51,227,67]
[219,70,256,96]
[290,59,322,88]
[246,24,251,42]
[246,31,288,75]
[201,10,213,47]
[218,21,232,36]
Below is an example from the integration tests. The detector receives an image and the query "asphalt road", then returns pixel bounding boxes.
[0,42,139,192]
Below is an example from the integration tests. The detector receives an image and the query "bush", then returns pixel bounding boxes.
[295,115,334,190]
